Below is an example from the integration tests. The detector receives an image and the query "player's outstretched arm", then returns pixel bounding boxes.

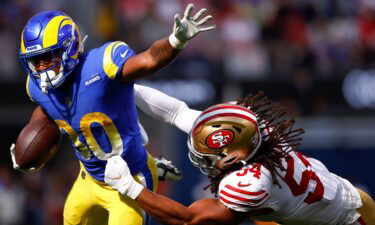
[120,3,216,83]
[105,155,243,225]
[136,189,244,225]
[134,84,201,133]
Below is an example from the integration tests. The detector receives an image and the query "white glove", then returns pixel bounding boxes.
[10,143,44,173]
[104,155,144,199]
[169,3,216,49]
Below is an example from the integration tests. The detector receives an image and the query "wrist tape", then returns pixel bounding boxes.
[168,33,187,49]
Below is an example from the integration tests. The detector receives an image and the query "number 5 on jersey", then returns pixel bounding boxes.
[284,152,324,204]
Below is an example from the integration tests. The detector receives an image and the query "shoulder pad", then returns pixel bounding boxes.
[218,164,272,212]
[102,41,135,80]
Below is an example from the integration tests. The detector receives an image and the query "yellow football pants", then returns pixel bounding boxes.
[63,153,158,225]
[356,188,375,225]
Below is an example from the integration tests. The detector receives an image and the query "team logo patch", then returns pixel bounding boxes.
[26,44,43,53]
[84,74,101,86]
[206,129,234,149]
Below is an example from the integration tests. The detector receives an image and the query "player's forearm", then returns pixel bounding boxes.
[29,106,53,123]
[149,37,181,71]
[134,84,200,133]
[136,188,194,225]
[136,189,241,225]
[106,156,192,224]
[120,38,180,82]
[105,155,231,225]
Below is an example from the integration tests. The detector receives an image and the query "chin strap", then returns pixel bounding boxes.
[80,35,88,53]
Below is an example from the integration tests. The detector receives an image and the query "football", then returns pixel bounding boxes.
[14,117,61,169]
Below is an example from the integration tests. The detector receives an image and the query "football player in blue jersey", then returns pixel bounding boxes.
[11,4,215,225]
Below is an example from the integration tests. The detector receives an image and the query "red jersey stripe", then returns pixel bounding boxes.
[220,190,269,203]
[219,196,263,208]
[225,184,265,196]
[357,217,367,225]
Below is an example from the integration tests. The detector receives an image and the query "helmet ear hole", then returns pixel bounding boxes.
[73,42,78,51]
[216,154,238,169]
[211,124,221,128]
[218,152,227,158]
[232,126,242,133]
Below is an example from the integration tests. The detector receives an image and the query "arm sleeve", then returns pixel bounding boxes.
[134,84,201,134]
[138,120,149,146]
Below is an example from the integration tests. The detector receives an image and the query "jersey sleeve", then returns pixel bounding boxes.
[102,41,135,80]
[218,164,272,212]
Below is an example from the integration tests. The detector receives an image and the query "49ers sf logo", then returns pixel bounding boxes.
[206,129,234,149]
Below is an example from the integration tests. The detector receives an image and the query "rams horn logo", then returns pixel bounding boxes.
[206,129,234,149]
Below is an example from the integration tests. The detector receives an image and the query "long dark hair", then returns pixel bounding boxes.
[205,92,305,194]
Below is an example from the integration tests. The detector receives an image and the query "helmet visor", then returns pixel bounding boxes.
[20,47,63,77]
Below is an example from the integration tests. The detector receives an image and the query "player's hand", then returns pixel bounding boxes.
[10,143,44,173]
[169,3,216,49]
[104,155,144,199]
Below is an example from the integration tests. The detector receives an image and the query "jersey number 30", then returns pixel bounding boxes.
[55,112,123,160]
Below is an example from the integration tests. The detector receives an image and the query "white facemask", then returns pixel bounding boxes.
[39,64,64,94]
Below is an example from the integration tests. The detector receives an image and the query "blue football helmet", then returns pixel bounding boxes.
[19,10,86,93]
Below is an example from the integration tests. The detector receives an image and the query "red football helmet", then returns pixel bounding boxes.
[188,103,261,176]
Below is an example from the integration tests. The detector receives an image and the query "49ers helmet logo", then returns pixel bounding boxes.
[206,129,234,149]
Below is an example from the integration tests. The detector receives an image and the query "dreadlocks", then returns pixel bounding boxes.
[205,92,305,194]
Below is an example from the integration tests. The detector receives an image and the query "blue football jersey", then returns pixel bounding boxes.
[27,41,148,181]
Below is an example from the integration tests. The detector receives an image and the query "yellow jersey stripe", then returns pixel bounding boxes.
[25,76,35,102]
[103,41,127,80]
[146,152,158,192]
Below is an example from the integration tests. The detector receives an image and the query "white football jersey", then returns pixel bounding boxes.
[218,151,363,225]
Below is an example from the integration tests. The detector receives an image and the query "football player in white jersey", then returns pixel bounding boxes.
[108,85,375,225]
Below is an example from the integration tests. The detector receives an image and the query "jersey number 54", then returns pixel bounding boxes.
[284,152,324,204]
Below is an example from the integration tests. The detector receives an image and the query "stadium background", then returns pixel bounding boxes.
[0,0,375,224]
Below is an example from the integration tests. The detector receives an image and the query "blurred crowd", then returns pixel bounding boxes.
[0,148,79,225]
[1,0,375,82]
[106,0,375,82]
[1,0,375,224]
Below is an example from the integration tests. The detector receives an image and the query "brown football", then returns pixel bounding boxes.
[15,118,61,169]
